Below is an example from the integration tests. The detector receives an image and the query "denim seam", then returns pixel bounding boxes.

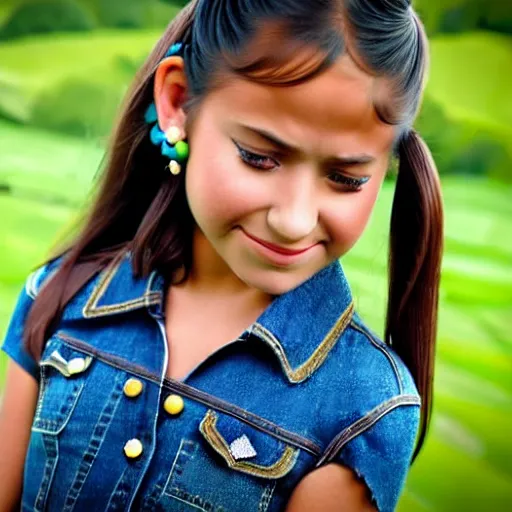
[55,332,322,456]
[164,440,223,512]
[315,394,421,467]
[82,253,162,318]
[144,444,188,509]
[33,365,48,426]
[162,439,197,498]
[105,467,129,511]
[62,372,126,511]
[252,302,354,383]
[199,409,300,479]
[349,320,403,394]
[142,478,165,511]
[167,492,209,511]
[34,434,59,512]
[258,481,277,512]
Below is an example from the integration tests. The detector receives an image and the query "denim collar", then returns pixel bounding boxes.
[81,252,354,383]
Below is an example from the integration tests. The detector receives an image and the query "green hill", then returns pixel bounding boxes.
[428,32,512,139]
[0,29,160,124]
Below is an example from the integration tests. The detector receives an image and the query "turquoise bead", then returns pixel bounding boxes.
[175,141,189,160]
[150,125,165,146]
[144,103,158,124]
[165,43,183,58]
[161,141,178,160]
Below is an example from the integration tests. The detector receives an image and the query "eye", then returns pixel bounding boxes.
[232,140,279,171]
[328,173,370,192]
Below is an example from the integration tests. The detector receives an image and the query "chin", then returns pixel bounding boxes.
[234,266,317,297]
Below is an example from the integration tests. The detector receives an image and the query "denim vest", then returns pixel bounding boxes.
[2,251,420,512]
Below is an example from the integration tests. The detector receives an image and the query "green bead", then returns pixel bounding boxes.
[175,140,189,160]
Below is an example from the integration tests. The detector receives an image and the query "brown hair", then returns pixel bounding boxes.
[24,0,443,462]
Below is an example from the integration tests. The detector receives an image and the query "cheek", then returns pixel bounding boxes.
[185,140,261,228]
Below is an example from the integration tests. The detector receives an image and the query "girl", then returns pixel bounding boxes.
[0,0,443,510]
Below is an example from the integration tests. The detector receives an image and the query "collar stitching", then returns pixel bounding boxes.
[253,301,354,383]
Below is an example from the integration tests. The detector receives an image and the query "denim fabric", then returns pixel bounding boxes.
[1,251,420,512]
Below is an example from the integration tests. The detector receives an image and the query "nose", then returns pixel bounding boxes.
[266,170,318,242]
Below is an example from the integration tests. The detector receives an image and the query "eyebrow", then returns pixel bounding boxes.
[239,124,376,166]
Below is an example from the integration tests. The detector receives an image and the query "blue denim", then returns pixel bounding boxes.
[2,251,420,512]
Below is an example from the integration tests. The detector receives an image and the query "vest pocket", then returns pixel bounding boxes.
[156,409,301,512]
[199,409,299,479]
[32,336,94,435]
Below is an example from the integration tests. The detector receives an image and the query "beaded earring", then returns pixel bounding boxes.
[145,42,189,176]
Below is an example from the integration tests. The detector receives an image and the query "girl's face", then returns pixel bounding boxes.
[158,52,397,296]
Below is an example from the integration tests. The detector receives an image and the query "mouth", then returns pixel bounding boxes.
[240,228,319,267]
[241,230,316,256]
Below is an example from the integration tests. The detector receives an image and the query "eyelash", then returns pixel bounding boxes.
[233,140,370,192]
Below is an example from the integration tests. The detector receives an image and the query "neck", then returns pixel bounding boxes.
[175,226,273,309]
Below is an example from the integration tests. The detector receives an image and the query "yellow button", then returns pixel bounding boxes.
[124,438,143,459]
[67,358,86,375]
[164,394,184,415]
[123,378,144,398]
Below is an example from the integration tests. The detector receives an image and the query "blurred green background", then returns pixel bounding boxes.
[0,0,511,510]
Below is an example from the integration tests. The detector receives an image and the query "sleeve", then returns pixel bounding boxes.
[332,402,421,512]
[0,266,50,382]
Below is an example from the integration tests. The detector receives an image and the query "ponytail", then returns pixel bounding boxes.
[386,129,444,461]
[23,1,199,363]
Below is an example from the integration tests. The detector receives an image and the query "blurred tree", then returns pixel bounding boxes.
[0,0,95,40]
[415,95,460,174]
[415,94,512,180]
[86,0,145,29]
[478,1,512,35]
[451,134,510,177]
[161,0,189,6]
[438,2,481,33]
[415,0,512,35]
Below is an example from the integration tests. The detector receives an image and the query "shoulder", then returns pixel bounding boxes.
[316,311,421,512]
[346,312,420,398]
[322,309,421,422]
[1,254,66,381]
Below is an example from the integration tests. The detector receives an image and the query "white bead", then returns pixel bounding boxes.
[165,126,181,145]
[168,160,181,175]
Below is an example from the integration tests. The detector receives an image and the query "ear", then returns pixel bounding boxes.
[154,56,188,139]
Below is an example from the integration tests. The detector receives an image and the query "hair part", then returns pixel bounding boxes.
[24,0,442,462]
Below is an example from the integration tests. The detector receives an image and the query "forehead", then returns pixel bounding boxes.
[206,52,397,157]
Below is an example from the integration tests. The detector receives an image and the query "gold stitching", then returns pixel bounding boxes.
[82,253,162,318]
[253,302,354,383]
[199,410,299,479]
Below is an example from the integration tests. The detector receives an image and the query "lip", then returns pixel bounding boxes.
[241,229,318,267]
[242,230,316,255]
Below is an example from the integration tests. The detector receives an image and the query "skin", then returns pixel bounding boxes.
[154,43,395,511]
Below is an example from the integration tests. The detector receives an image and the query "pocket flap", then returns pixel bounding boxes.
[40,348,93,378]
[33,335,95,435]
[199,409,299,479]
